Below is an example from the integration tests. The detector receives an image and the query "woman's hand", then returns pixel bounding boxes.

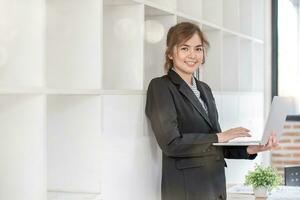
[247,132,279,155]
[217,127,251,143]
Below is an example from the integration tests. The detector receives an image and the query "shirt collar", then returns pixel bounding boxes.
[171,67,195,86]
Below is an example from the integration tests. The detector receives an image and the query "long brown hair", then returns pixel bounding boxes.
[164,22,210,71]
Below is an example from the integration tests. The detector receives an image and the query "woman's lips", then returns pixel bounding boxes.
[184,61,197,67]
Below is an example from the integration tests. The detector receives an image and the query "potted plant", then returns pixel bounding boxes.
[245,164,282,197]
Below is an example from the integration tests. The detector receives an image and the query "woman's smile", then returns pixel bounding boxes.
[184,60,198,67]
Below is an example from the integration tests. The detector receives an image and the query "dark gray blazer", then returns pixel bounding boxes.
[145,70,256,200]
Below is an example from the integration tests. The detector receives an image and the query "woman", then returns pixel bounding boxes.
[145,22,278,200]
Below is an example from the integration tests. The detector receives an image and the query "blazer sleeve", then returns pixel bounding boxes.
[201,82,257,160]
[145,78,218,158]
[223,146,257,160]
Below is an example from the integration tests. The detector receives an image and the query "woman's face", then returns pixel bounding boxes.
[170,33,204,75]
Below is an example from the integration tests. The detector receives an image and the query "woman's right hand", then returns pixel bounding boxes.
[216,127,251,143]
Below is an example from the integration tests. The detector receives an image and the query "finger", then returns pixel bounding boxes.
[235,131,251,137]
[273,139,278,148]
[266,135,274,145]
[269,141,275,148]
[234,127,250,132]
[273,134,278,144]
[229,129,247,135]
[262,140,271,150]
[229,129,252,139]
[266,138,273,148]
[234,128,251,135]
[271,137,276,147]
[260,145,271,152]
[262,147,271,152]
[271,136,279,149]
[255,145,265,152]
[271,143,279,150]
[267,142,273,149]
[239,127,250,132]
[245,133,252,137]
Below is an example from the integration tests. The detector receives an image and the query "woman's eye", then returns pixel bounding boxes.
[181,47,188,51]
[196,47,203,51]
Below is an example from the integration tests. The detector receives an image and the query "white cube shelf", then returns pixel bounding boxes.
[102,95,143,138]
[202,0,223,26]
[103,3,144,90]
[238,93,264,140]
[177,0,202,20]
[252,43,264,91]
[218,93,240,131]
[47,95,102,193]
[222,34,239,91]
[223,0,240,32]
[239,0,253,35]
[0,95,46,200]
[104,0,141,5]
[252,0,265,39]
[46,0,102,90]
[144,6,176,89]
[0,0,44,88]
[239,39,253,91]
[101,136,161,200]
[177,15,200,24]
[202,28,222,91]
[47,192,102,200]
[145,0,176,12]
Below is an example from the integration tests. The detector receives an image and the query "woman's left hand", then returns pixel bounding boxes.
[246,132,279,155]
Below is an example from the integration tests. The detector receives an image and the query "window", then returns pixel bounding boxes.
[275,0,300,116]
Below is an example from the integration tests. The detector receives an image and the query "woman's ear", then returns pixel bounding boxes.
[168,54,173,60]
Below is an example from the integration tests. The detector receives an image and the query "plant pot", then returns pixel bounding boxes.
[253,187,268,198]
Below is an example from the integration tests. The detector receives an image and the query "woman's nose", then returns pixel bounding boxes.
[188,50,196,58]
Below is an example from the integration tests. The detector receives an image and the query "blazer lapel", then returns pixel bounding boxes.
[196,81,221,132]
[196,82,213,118]
[168,70,213,128]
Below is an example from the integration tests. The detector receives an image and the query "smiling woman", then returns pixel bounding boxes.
[145,22,278,200]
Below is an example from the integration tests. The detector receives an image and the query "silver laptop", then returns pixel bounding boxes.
[213,96,294,146]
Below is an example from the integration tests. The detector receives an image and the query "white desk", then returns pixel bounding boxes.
[227,184,300,200]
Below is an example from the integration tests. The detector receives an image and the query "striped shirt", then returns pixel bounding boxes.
[172,68,208,115]
[189,76,209,115]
